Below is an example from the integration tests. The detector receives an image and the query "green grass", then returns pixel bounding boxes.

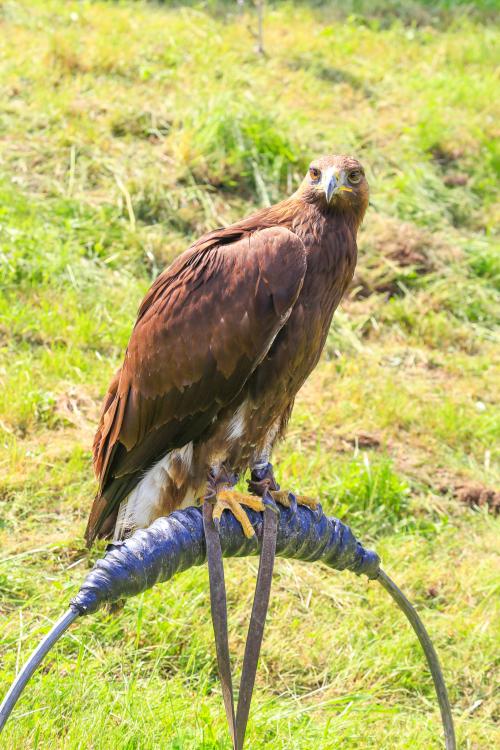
[0,0,499,748]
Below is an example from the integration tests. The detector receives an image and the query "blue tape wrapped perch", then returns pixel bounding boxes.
[71,504,380,614]
[0,504,455,750]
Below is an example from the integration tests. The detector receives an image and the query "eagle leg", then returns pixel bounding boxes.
[205,467,265,538]
[247,462,280,495]
[248,463,320,516]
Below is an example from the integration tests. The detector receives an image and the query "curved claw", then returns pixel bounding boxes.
[312,501,323,520]
[249,530,260,551]
[286,492,298,514]
[269,491,323,521]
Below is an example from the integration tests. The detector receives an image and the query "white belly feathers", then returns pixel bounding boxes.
[113,442,193,540]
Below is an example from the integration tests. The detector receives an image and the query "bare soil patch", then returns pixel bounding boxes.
[452,481,500,515]
[352,215,439,298]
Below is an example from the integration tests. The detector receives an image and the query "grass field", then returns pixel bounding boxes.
[0,0,499,747]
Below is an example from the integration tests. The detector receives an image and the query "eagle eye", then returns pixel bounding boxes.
[309,167,321,182]
[348,169,362,184]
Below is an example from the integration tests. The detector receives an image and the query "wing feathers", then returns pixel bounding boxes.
[86,226,306,544]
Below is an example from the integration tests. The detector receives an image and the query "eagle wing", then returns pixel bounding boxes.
[85,226,306,544]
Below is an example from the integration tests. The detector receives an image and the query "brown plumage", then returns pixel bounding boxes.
[85,154,369,546]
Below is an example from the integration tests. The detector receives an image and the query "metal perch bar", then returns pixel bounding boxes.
[0,504,456,748]
[378,571,456,750]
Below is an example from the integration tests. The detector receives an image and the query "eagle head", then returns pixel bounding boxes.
[298,154,369,222]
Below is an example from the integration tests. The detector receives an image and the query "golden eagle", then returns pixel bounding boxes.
[85,155,369,545]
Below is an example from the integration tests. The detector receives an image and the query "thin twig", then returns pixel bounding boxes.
[113,173,136,232]
[256,0,264,55]
[67,145,76,196]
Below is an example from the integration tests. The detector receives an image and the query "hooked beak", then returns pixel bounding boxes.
[323,168,353,203]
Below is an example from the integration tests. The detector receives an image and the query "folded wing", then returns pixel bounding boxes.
[85,226,306,544]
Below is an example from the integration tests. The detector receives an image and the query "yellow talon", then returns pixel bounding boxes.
[270,490,318,511]
[210,489,265,538]
[296,495,319,511]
